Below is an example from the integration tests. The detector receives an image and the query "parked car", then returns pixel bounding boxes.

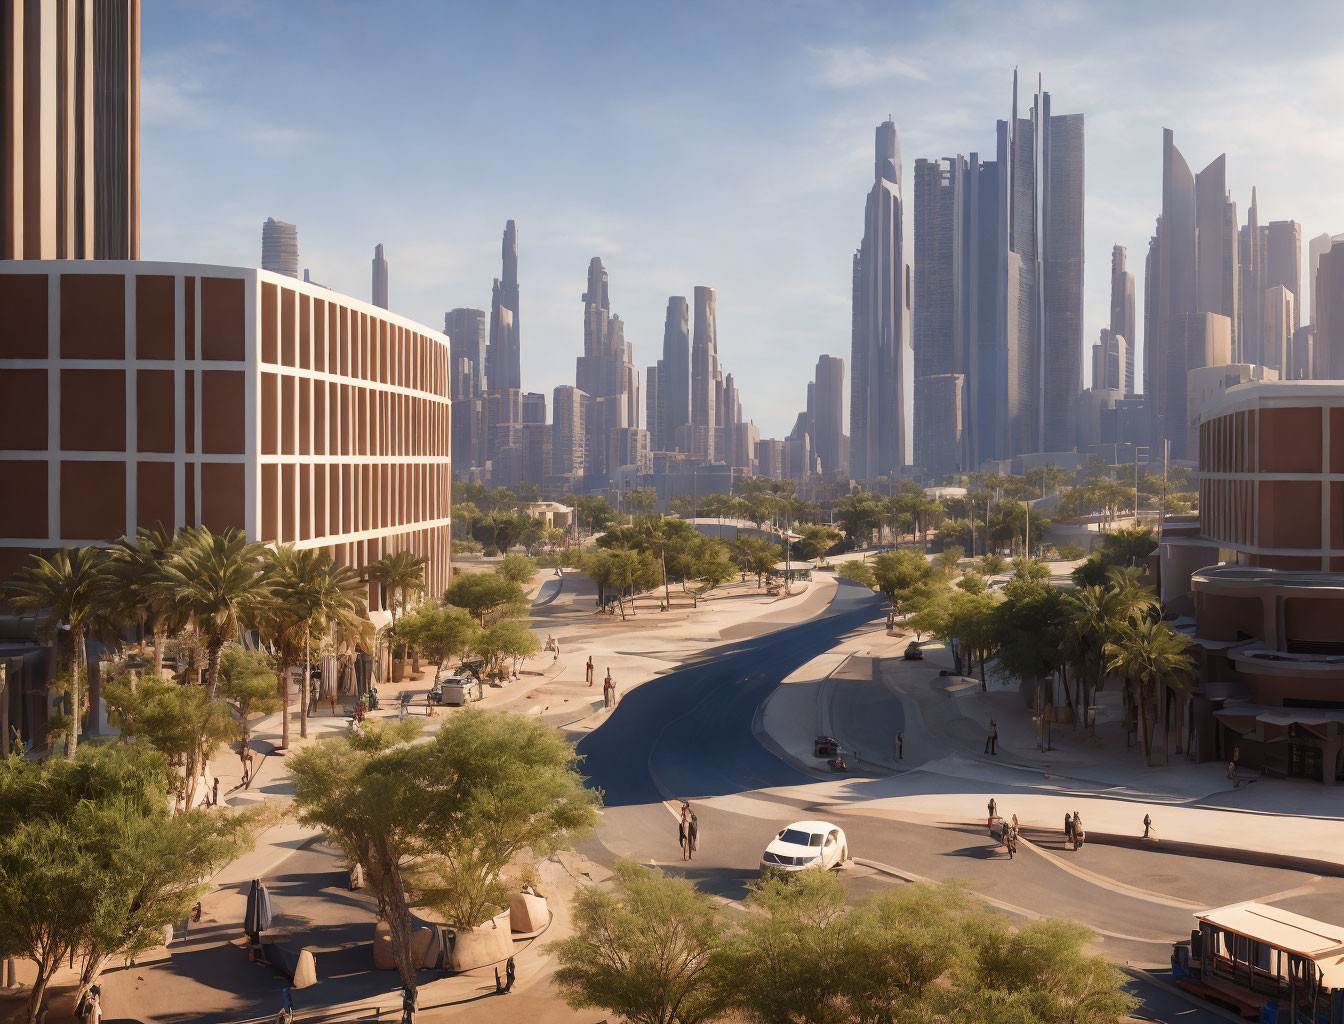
[813,735,838,757]
[760,820,848,873]
[904,641,924,660]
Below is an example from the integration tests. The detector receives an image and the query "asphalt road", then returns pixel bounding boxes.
[574,584,1327,1024]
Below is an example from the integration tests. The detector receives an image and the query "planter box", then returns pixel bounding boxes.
[449,910,512,972]
[509,892,548,933]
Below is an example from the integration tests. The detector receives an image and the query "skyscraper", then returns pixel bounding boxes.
[261,217,299,278]
[1263,286,1294,373]
[552,385,589,481]
[1193,155,1238,359]
[645,365,662,451]
[1238,188,1264,365]
[575,257,641,484]
[1264,220,1302,335]
[658,296,692,452]
[2,0,140,260]
[913,156,960,473]
[485,221,522,393]
[1309,233,1344,329]
[1315,241,1344,379]
[445,307,487,398]
[1091,329,1129,392]
[1039,96,1085,454]
[691,285,721,462]
[812,355,845,474]
[850,120,912,479]
[371,243,388,309]
[1109,245,1136,394]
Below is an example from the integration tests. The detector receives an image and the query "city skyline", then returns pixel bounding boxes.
[138,1,1344,437]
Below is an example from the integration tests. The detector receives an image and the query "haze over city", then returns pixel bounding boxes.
[141,0,1344,436]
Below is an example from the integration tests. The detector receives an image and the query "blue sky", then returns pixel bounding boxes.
[142,0,1344,438]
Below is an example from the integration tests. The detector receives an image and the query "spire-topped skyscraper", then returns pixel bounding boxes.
[850,120,912,479]
[485,220,522,392]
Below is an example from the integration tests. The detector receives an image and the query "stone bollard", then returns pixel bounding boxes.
[292,949,318,989]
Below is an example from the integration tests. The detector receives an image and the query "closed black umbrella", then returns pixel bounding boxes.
[244,879,273,942]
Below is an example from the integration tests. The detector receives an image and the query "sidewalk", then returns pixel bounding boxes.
[756,630,1344,869]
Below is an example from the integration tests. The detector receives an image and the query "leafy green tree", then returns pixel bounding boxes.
[216,646,281,753]
[992,579,1067,711]
[949,917,1135,1024]
[836,561,877,589]
[0,744,251,1023]
[869,550,936,619]
[551,860,727,1024]
[716,869,852,1024]
[1011,557,1051,583]
[835,490,882,548]
[366,549,427,672]
[472,618,541,677]
[976,552,1008,577]
[415,709,599,929]
[291,712,597,1000]
[4,546,112,757]
[956,571,987,595]
[497,552,539,586]
[935,545,965,576]
[626,488,658,519]
[154,526,270,698]
[737,538,782,587]
[443,570,527,624]
[793,524,841,564]
[102,674,237,809]
[396,604,479,683]
[1098,527,1157,567]
[907,586,950,642]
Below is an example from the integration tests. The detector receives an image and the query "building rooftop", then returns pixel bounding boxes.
[1196,902,1344,983]
[1191,565,1344,594]
[1200,378,1344,422]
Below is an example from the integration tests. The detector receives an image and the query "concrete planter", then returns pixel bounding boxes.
[509,892,548,933]
[449,910,512,972]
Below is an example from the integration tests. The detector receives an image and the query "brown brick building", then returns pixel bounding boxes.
[1162,381,1344,782]
[0,261,452,602]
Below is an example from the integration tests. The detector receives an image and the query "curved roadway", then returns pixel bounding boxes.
[574,584,1335,1023]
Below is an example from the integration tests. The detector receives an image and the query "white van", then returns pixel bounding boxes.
[435,676,482,706]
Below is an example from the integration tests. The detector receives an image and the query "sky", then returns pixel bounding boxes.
[141,0,1344,439]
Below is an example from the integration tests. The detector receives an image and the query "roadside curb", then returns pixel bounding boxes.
[960,819,1344,877]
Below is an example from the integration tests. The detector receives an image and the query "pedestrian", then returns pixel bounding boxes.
[985,720,998,755]
[276,987,293,1024]
[350,862,364,891]
[553,638,560,662]
[1064,811,1074,849]
[1227,760,1238,787]
[330,692,337,715]
[679,815,688,859]
[687,813,699,860]
[495,966,505,994]
[85,987,102,1024]
[896,730,903,761]
[1072,811,1084,848]
[987,797,997,821]
[1143,812,1152,839]
[505,956,516,993]
[401,983,417,1021]
[604,668,613,690]
[586,657,594,685]
[212,777,219,807]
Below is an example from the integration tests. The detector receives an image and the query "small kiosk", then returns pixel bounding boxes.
[1172,901,1344,1022]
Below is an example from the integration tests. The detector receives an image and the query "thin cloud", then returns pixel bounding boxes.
[810,46,928,88]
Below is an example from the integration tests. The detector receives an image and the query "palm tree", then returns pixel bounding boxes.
[4,547,111,757]
[1104,619,1196,766]
[260,547,370,746]
[106,523,187,685]
[366,550,428,677]
[155,526,270,697]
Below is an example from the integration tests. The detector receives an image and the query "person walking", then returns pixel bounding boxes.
[586,657,594,685]
[687,813,699,860]
[1064,811,1074,850]
[1143,813,1152,839]
[401,983,417,1021]
[553,638,561,662]
[895,730,903,761]
[679,815,688,859]
[987,797,997,820]
[505,956,517,992]
[1072,811,1084,849]
[985,720,998,755]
